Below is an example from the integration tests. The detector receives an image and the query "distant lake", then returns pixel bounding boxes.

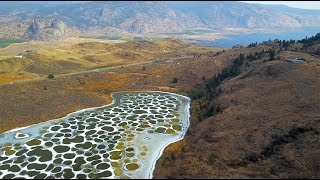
[199,26,320,48]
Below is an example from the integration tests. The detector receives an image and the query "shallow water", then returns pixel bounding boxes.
[0,91,190,179]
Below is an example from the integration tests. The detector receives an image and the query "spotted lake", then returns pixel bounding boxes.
[0,91,190,179]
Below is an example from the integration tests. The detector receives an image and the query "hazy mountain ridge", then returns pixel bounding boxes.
[0,1,320,40]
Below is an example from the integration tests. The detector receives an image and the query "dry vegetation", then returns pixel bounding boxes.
[0,37,126,84]
[153,40,320,179]
[0,57,41,84]
[0,38,221,84]
[0,38,223,133]
[0,37,125,56]
[0,37,319,178]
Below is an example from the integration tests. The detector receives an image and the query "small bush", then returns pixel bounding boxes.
[172,77,178,84]
[268,49,276,60]
[186,129,192,136]
[207,154,218,165]
[187,89,205,100]
[48,74,54,79]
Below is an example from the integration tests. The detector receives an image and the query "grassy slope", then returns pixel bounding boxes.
[0,37,320,178]
[1,37,319,178]
[153,42,320,178]
[80,35,164,41]
[0,39,26,48]
[0,38,208,84]
[0,39,222,133]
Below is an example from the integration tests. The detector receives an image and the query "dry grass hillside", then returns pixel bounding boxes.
[0,37,124,84]
[0,38,220,84]
[0,36,319,178]
[0,57,41,84]
[0,37,125,56]
[153,41,320,178]
[0,39,223,133]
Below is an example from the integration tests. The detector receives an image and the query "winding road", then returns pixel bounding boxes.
[0,61,154,87]
[1,55,196,87]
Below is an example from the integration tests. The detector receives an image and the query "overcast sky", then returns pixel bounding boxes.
[241,1,320,9]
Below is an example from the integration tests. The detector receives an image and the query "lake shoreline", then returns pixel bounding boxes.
[0,91,191,179]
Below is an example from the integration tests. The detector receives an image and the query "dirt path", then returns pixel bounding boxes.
[1,54,199,87]
[18,52,36,72]
[0,59,155,87]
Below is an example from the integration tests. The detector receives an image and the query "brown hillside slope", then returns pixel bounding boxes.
[0,38,220,84]
[154,59,320,178]
[0,40,224,133]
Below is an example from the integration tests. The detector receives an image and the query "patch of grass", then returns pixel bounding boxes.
[0,39,26,48]
[79,36,122,40]
[119,36,134,41]
[207,153,218,165]
[48,74,54,79]
[147,37,163,41]
[162,29,216,35]
[80,36,163,41]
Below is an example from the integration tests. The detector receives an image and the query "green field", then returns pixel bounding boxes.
[119,36,134,41]
[0,39,27,48]
[144,37,163,41]
[79,36,163,41]
[163,29,217,35]
[80,36,125,40]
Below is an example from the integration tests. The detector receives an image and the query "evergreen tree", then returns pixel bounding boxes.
[48,74,54,79]
[268,49,276,60]
[172,77,178,84]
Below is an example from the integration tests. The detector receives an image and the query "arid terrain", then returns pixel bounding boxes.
[153,38,320,178]
[0,35,319,178]
[0,38,221,84]
[0,38,223,132]
[154,59,320,178]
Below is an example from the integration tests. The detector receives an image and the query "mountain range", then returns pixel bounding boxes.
[1,1,320,40]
